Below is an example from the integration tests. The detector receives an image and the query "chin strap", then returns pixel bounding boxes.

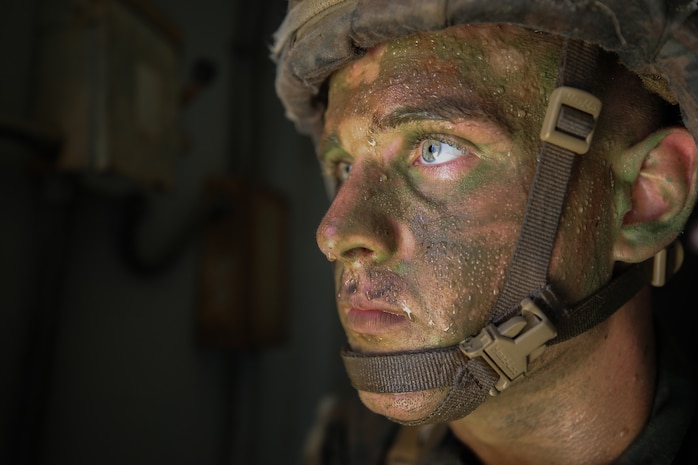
[340,38,683,426]
[342,241,684,425]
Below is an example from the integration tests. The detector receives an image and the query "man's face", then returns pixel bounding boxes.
[316,25,615,421]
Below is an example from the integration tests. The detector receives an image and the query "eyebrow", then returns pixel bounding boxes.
[319,95,511,155]
[319,133,342,157]
[369,96,511,134]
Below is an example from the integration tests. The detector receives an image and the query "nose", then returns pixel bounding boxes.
[316,166,398,265]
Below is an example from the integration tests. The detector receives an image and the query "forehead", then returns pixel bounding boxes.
[323,25,562,141]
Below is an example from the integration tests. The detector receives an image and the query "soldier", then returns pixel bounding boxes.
[273,1,698,464]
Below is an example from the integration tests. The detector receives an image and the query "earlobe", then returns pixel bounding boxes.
[612,127,698,263]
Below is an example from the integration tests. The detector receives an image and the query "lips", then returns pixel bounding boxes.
[338,269,412,336]
[346,308,409,335]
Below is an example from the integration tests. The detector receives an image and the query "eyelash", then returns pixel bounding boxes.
[411,134,472,163]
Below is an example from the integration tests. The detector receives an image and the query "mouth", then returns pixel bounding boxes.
[346,308,410,335]
[337,269,412,337]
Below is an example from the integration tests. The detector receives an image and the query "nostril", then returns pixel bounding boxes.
[342,247,375,261]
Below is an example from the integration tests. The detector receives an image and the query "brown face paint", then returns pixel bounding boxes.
[316,24,618,422]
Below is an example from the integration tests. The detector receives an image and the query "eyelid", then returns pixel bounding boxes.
[412,133,477,164]
[321,148,351,171]
[321,153,353,189]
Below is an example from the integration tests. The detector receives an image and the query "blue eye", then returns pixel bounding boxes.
[336,161,352,183]
[420,139,464,165]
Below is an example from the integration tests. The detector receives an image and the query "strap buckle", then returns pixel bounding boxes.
[460,299,557,396]
[540,86,602,154]
[651,241,684,287]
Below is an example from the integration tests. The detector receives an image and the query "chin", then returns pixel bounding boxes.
[358,388,451,423]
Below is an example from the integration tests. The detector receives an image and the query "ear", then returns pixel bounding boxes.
[612,127,698,263]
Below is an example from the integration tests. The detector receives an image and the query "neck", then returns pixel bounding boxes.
[448,288,656,465]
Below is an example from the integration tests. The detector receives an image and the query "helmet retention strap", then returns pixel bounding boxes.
[487,39,601,327]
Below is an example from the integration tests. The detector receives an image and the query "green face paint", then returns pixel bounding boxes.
[315,24,620,423]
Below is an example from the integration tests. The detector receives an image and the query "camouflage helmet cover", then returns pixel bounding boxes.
[272,0,698,142]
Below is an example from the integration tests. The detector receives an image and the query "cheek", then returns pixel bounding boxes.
[552,167,617,299]
[402,181,526,338]
[410,231,516,336]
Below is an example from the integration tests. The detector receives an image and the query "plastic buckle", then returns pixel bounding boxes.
[540,87,602,154]
[460,299,557,396]
[651,241,684,287]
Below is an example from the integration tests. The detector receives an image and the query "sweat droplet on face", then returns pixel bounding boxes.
[344,277,358,294]
[401,303,414,320]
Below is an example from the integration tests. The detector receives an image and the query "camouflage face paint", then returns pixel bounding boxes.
[316,24,618,422]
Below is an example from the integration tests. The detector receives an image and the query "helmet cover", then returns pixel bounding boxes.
[272,0,698,142]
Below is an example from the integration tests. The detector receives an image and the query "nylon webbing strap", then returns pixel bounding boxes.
[397,357,499,425]
[342,345,481,392]
[547,262,651,343]
[548,241,683,343]
[488,40,600,326]
[342,346,500,425]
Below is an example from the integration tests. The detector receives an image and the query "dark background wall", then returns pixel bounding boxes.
[0,1,348,464]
